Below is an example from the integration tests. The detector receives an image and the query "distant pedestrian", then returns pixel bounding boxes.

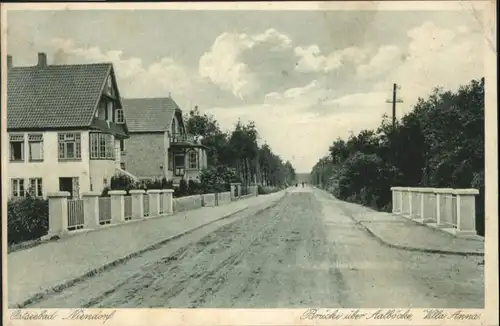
[301,182,304,187]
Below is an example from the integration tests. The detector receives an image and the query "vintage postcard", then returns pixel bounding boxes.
[1,1,498,326]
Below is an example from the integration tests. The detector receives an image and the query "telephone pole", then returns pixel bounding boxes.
[385,83,403,132]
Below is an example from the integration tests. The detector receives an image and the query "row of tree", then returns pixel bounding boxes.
[185,107,296,187]
[310,78,485,235]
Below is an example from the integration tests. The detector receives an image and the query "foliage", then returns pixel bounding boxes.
[185,107,296,187]
[257,185,280,195]
[7,196,49,245]
[311,78,485,234]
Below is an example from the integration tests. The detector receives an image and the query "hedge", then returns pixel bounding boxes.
[107,173,230,198]
[7,196,49,245]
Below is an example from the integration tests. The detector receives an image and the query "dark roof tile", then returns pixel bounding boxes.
[7,63,111,129]
[121,97,180,132]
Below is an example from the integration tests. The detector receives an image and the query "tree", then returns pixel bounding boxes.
[310,78,485,232]
[185,107,297,188]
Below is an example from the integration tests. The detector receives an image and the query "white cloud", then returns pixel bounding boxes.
[294,45,342,73]
[198,28,292,99]
[372,21,483,116]
[210,80,392,172]
[357,45,402,79]
[51,38,203,102]
[294,44,370,73]
[48,20,485,173]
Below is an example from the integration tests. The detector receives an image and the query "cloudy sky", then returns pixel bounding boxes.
[6,4,489,172]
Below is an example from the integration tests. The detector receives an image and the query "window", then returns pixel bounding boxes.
[120,162,126,170]
[174,154,185,176]
[116,109,125,124]
[28,134,43,161]
[90,133,115,159]
[188,151,198,169]
[119,139,125,152]
[29,178,43,197]
[106,76,114,96]
[10,134,24,161]
[107,101,113,121]
[11,179,25,198]
[58,133,81,160]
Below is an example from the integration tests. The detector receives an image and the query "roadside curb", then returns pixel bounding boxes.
[355,220,484,257]
[323,191,485,257]
[12,193,286,308]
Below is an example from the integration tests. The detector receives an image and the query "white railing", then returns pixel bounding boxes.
[143,194,149,217]
[67,199,84,231]
[390,187,479,236]
[99,197,112,225]
[124,195,132,221]
[46,188,257,239]
[159,192,165,214]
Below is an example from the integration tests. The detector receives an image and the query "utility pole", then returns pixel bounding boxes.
[385,83,403,132]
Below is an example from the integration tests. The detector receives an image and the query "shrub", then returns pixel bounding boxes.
[101,186,110,197]
[174,179,189,198]
[143,178,164,190]
[258,185,273,195]
[162,178,174,189]
[110,174,136,192]
[7,196,49,245]
[199,166,239,193]
[188,180,203,195]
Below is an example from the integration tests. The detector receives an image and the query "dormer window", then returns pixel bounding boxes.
[105,75,115,97]
[116,109,125,124]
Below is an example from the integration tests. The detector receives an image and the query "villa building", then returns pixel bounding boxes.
[6,53,130,199]
[121,97,208,184]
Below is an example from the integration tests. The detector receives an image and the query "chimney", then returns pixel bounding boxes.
[7,55,13,69]
[37,52,47,68]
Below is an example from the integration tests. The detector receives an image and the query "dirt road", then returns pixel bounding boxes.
[30,187,484,308]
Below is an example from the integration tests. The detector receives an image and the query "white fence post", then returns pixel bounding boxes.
[390,187,401,213]
[82,192,100,229]
[159,189,166,214]
[406,188,413,218]
[130,189,145,219]
[410,188,420,219]
[109,190,126,224]
[148,189,161,217]
[230,183,238,201]
[46,192,70,238]
[435,188,454,228]
[164,189,174,214]
[454,189,479,236]
[419,188,435,223]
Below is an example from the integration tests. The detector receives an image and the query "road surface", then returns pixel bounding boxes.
[29,187,484,308]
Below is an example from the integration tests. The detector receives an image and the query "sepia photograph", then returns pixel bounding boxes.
[1,1,497,325]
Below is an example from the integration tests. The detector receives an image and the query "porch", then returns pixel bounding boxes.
[168,133,208,183]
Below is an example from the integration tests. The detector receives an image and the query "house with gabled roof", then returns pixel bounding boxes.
[121,97,208,184]
[6,52,130,199]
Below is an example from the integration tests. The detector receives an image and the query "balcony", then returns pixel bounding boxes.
[168,133,210,156]
[169,132,195,144]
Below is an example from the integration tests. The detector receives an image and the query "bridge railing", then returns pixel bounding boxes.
[390,187,479,236]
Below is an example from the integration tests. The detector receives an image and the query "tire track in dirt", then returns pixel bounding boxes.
[92,199,289,308]
[177,201,291,307]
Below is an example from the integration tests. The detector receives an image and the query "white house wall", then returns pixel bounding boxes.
[7,131,91,198]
